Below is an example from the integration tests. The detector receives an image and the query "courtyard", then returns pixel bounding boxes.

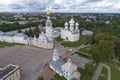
[0,45,67,80]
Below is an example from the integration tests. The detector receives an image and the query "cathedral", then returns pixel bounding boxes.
[0,10,54,49]
[61,18,80,42]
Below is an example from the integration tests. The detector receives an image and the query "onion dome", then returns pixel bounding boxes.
[69,18,75,24]
[47,9,51,16]
[75,22,79,26]
[65,22,68,26]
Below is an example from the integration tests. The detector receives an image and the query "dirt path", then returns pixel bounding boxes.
[40,65,55,80]
[92,63,111,80]
[101,63,111,80]
[92,63,103,80]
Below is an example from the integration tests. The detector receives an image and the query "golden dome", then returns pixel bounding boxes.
[47,9,51,16]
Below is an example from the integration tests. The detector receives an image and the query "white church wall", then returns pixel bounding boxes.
[0,36,4,41]
[2,36,13,43]
[13,37,28,44]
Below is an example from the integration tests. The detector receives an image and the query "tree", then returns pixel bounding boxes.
[33,27,40,38]
[53,73,66,80]
[14,22,19,25]
[92,48,102,63]
[24,27,40,38]
[94,33,105,44]
[72,78,77,80]
[98,40,115,61]
[85,62,95,74]
[18,29,22,33]
[24,30,29,36]
[37,77,44,80]
[105,35,120,61]
[28,28,33,37]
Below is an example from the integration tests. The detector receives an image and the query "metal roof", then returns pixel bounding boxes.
[50,60,65,74]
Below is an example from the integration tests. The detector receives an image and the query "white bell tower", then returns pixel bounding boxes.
[53,48,60,61]
[45,9,53,38]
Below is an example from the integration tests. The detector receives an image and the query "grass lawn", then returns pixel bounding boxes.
[110,64,120,80]
[101,67,108,76]
[98,76,107,80]
[76,51,92,59]
[79,45,96,54]
[104,62,120,80]
[0,42,24,48]
[55,36,64,42]
[77,67,93,80]
[61,35,86,47]
[79,47,90,53]
[37,77,44,80]
[76,45,97,59]
[98,67,108,80]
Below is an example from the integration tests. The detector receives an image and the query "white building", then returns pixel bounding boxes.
[82,30,93,36]
[14,13,23,18]
[49,48,80,80]
[0,31,4,35]
[0,33,28,44]
[30,9,54,49]
[0,64,20,80]
[61,18,80,42]
[30,32,54,49]
[0,10,54,49]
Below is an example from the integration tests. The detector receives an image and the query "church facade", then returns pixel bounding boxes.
[0,10,54,49]
[49,48,80,80]
[61,18,80,42]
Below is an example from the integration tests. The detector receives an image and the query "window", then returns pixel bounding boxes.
[66,71,68,74]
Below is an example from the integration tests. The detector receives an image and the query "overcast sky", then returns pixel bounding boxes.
[0,0,120,13]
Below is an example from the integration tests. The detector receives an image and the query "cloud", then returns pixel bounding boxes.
[0,0,119,13]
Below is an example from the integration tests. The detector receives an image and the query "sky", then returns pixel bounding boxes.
[0,0,120,13]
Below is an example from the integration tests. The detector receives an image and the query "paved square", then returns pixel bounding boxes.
[0,45,66,80]
[0,46,54,80]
